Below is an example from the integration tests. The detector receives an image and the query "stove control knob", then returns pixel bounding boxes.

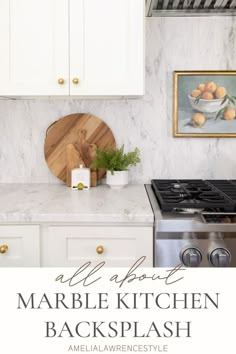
[181,248,202,267]
[209,248,231,267]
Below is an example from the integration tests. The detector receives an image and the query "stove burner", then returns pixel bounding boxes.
[173,208,204,214]
[173,183,182,189]
[198,192,225,202]
[171,187,186,194]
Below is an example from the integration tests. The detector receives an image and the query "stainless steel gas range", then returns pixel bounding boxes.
[145,179,236,268]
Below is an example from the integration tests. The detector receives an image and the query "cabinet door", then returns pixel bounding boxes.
[70,0,144,96]
[0,0,69,96]
[43,226,153,267]
[0,225,40,267]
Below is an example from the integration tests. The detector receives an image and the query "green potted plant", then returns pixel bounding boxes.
[91,145,141,189]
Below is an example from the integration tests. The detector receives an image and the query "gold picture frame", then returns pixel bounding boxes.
[173,71,236,137]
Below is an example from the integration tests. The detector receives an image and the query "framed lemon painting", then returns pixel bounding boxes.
[173,71,236,137]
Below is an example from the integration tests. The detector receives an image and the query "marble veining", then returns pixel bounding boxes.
[1,17,236,183]
[0,184,153,223]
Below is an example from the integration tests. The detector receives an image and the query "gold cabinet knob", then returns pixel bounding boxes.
[0,245,8,254]
[96,245,104,255]
[58,78,65,85]
[72,77,80,84]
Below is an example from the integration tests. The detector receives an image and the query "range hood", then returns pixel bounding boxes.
[146,0,236,16]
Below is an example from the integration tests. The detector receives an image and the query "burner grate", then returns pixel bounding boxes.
[207,180,236,202]
[151,179,236,212]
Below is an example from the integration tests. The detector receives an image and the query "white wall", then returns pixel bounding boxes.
[1,16,236,184]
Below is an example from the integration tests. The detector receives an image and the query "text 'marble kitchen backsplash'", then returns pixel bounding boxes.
[1,17,236,184]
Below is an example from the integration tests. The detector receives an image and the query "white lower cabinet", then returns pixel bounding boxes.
[0,225,40,267]
[43,226,153,267]
[0,224,153,267]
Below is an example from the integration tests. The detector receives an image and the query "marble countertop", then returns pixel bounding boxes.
[0,184,153,224]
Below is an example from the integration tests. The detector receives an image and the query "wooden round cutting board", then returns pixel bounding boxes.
[44,113,116,183]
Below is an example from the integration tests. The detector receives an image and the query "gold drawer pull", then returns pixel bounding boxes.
[58,78,65,85]
[0,245,8,254]
[72,77,80,84]
[96,245,104,255]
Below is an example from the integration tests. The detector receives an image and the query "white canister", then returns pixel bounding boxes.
[71,165,90,190]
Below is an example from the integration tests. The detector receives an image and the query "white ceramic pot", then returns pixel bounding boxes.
[106,171,129,189]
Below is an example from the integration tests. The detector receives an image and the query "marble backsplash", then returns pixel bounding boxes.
[1,16,236,184]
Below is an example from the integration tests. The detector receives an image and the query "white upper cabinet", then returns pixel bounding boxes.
[0,0,69,96]
[0,0,144,97]
[70,0,144,96]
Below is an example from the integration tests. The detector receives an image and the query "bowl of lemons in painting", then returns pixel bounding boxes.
[188,81,228,113]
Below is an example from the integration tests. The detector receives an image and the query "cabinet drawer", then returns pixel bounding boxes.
[44,226,153,267]
[0,225,40,267]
